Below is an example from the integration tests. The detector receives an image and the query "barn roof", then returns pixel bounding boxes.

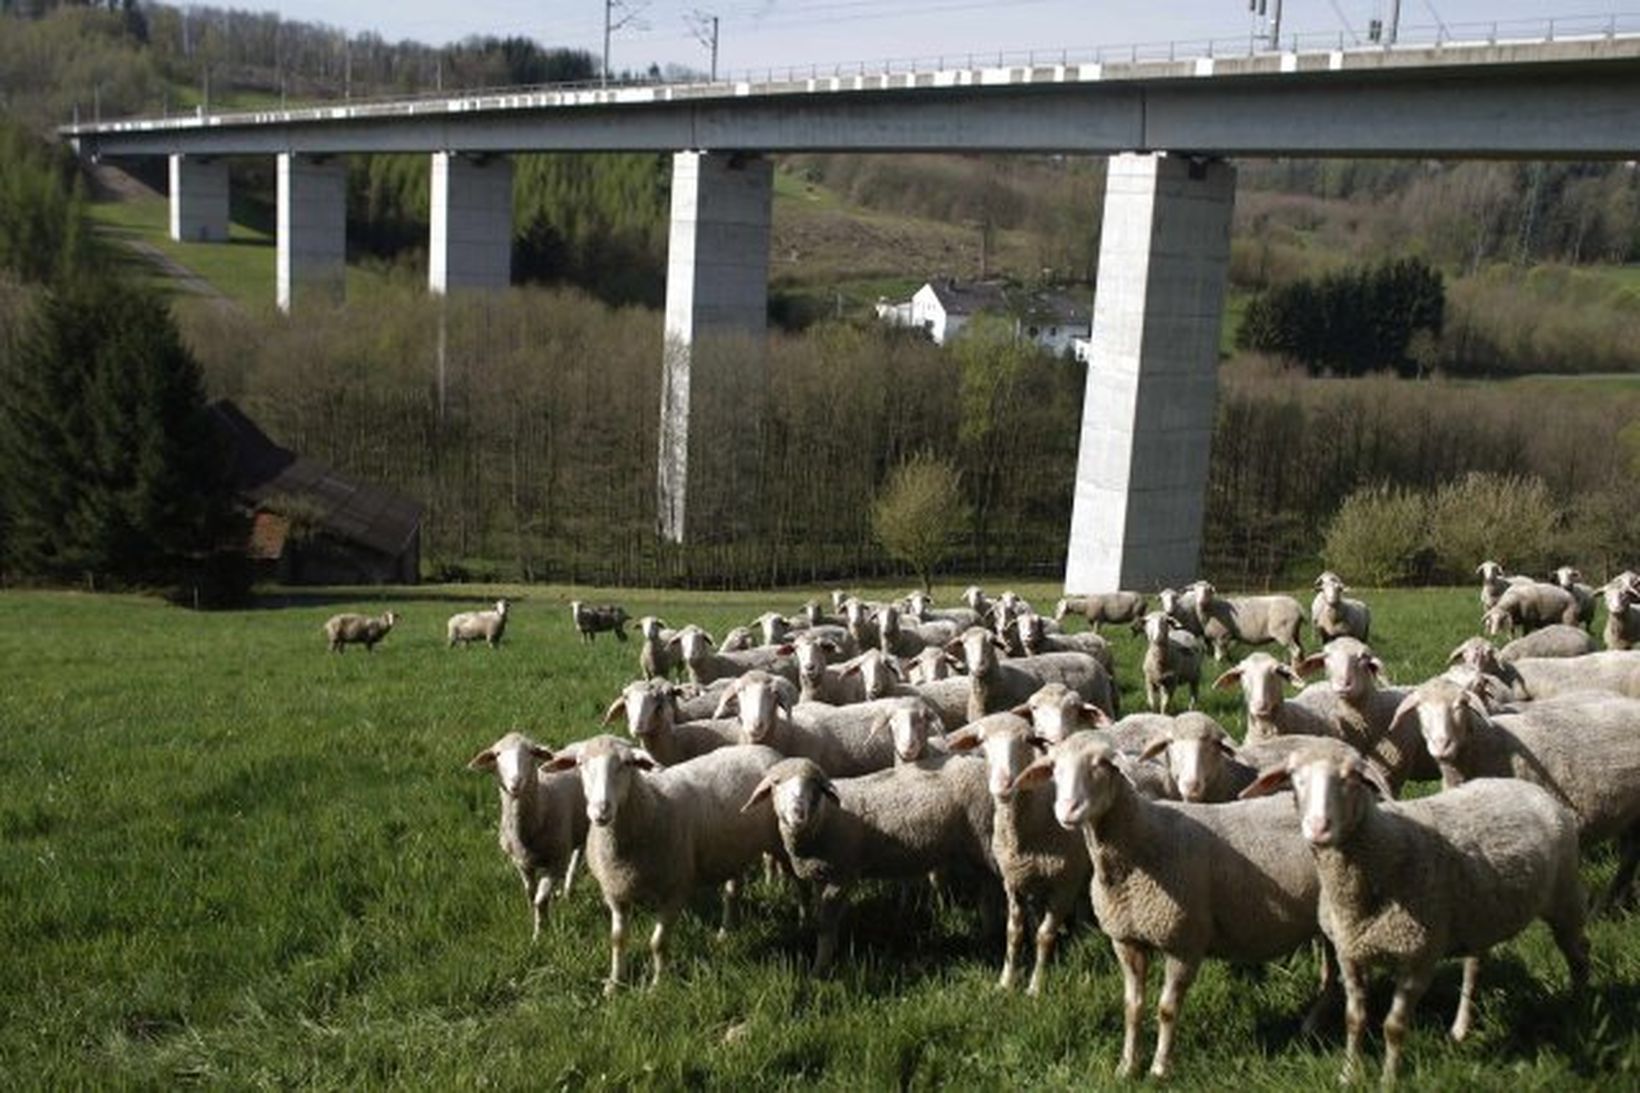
[209,399,422,559]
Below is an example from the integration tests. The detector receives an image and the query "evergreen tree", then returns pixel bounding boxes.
[0,276,232,587]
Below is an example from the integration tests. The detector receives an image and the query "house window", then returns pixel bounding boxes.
[1027,325,1039,338]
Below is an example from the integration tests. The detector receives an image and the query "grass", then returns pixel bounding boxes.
[3,581,1638,1087]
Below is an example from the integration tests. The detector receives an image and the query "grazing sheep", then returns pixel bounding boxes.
[904,646,962,685]
[1310,572,1371,644]
[1187,581,1306,664]
[1503,650,1640,701]
[570,601,629,643]
[322,609,400,653]
[1137,611,1203,714]
[1016,611,1114,676]
[1213,651,1326,743]
[1499,623,1597,662]
[636,616,681,680]
[947,626,1115,725]
[668,625,799,687]
[1481,581,1581,636]
[946,713,1092,994]
[903,590,981,629]
[468,732,589,941]
[1602,576,1640,652]
[1477,559,1534,610]
[1245,749,1588,1087]
[743,754,996,973]
[447,598,510,648]
[1394,676,1640,907]
[600,679,742,766]
[1020,733,1330,1079]
[1055,591,1147,633]
[545,736,784,993]
[723,671,919,777]
[1291,638,1438,789]
[1552,566,1598,629]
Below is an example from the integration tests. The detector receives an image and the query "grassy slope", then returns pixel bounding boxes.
[2,583,1637,1088]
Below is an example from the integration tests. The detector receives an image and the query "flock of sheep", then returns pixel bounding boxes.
[339,565,1639,1085]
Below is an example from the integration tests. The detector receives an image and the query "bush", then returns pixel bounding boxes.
[1321,484,1430,587]
[870,453,968,592]
[1426,472,1560,582]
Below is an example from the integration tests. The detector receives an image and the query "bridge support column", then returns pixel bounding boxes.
[657,151,773,543]
[276,153,347,312]
[429,152,513,294]
[168,154,229,243]
[1064,153,1235,593]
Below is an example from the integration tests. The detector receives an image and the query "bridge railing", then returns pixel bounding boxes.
[65,11,1640,132]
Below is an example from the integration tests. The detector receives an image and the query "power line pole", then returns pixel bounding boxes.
[688,10,719,81]
[603,0,648,87]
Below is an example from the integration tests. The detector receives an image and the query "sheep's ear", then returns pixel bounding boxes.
[819,778,842,805]
[628,748,661,771]
[1129,618,1145,635]
[702,633,716,647]
[1238,766,1292,799]
[1007,702,1032,719]
[775,643,795,656]
[467,748,497,771]
[1364,656,1384,678]
[712,679,742,719]
[884,658,903,679]
[1350,760,1393,799]
[1475,563,1487,576]
[945,726,982,752]
[1386,691,1421,737]
[821,640,840,656]
[544,752,580,772]
[991,636,1010,651]
[867,712,892,739]
[528,743,555,761]
[1457,686,1492,721]
[1445,645,1467,666]
[1277,663,1302,686]
[943,638,965,658]
[665,635,683,650]
[841,661,862,678]
[600,697,625,726]
[1216,738,1239,758]
[774,682,796,713]
[1011,756,1054,791]
[1212,668,1243,691]
[1082,703,1113,728]
[1025,731,1054,752]
[1313,575,1325,590]
[1138,737,1169,762]
[741,776,776,813]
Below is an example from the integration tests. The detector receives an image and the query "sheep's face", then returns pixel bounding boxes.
[1023,685,1087,745]
[1154,717,1235,803]
[876,604,901,637]
[757,613,790,646]
[958,628,1003,675]
[1448,637,1500,677]
[1477,560,1505,584]
[1554,566,1580,589]
[674,627,713,663]
[962,586,985,611]
[885,705,939,763]
[1319,578,1345,606]
[576,738,657,827]
[1158,588,1180,615]
[384,611,401,627]
[1142,612,1174,648]
[1406,685,1483,763]
[771,773,832,834]
[638,616,665,641]
[1320,643,1378,701]
[854,651,900,699]
[793,638,829,685]
[733,674,789,744]
[977,727,1036,800]
[721,627,755,652]
[1235,654,1292,719]
[1605,583,1636,615]
[907,648,953,684]
[1015,612,1046,652]
[1191,581,1216,606]
[1481,608,1512,637]
[1045,740,1121,830]
[471,732,549,798]
[620,683,670,740]
[905,592,932,617]
[1289,757,1370,848]
[843,600,871,627]
[830,589,849,611]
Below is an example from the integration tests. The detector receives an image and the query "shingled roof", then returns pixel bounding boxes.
[209,399,422,560]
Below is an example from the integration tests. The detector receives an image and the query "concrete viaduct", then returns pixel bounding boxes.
[64,32,1640,593]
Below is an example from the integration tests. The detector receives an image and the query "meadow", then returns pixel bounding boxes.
[3,582,1639,1089]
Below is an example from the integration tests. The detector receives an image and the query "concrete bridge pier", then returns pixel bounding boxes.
[167,154,229,243]
[657,151,773,543]
[429,152,514,294]
[1064,152,1235,593]
[276,153,347,312]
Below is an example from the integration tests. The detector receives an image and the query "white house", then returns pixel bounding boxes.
[878,278,1091,356]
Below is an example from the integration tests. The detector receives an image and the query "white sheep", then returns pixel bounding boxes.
[1552,565,1598,629]
[751,611,802,647]
[1481,580,1581,636]
[1015,610,1113,675]
[322,609,399,653]
[1054,591,1147,633]
[1394,676,1640,907]
[1244,749,1588,1087]
[1212,650,1324,743]
[447,598,510,648]
[1498,622,1597,662]
[1476,559,1534,610]
[600,679,742,766]
[1157,585,1205,637]
[668,624,798,686]
[1310,571,1371,644]
[790,632,865,705]
[1602,576,1640,651]
[1500,649,1640,701]
[902,589,981,629]
[544,735,784,993]
[904,645,962,685]
[636,616,681,680]
[1187,581,1306,664]
[742,753,995,973]
[1137,611,1203,714]
[877,603,960,658]
[947,626,1115,725]
[719,626,757,652]
[1019,732,1331,1079]
[1011,681,1112,744]
[720,671,917,777]
[1291,638,1438,790]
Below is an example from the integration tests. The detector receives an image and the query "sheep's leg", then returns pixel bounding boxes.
[605,903,629,996]
[1449,955,1481,1042]
[1548,894,1591,998]
[718,877,740,940]
[531,876,553,943]
[813,884,847,974]
[1150,954,1197,1080]
[1381,964,1433,1088]
[1600,828,1640,912]
[1339,957,1369,1085]
[562,848,582,898]
[1113,939,1148,1078]
[1026,906,1063,997]
[1186,680,1199,711]
[998,885,1025,991]
[1301,938,1339,1037]
[649,907,678,988]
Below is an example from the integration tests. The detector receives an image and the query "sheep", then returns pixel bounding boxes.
[799,599,841,628]
[1157,585,1205,637]
[1291,638,1439,790]
[720,626,758,652]
[668,625,799,687]
[1244,749,1588,1087]
[790,633,864,705]
[1499,622,1597,662]
[1133,712,1361,804]
[1016,610,1114,676]
[1443,637,1530,704]
[841,597,881,652]
[904,645,962,685]
[945,713,1091,994]
[600,679,742,766]
[947,626,1115,725]
[322,609,399,653]
[1477,559,1534,610]
[570,601,628,643]
[961,584,994,619]
[1394,675,1640,907]
[1481,581,1582,637]
[1602,576,1640,651]
[1137,611,1203,714]
[636,616,680,680]
[1552,566,1598,629]
[751,611,803,647]
[1187,581,1305,664]
[545,736,785,993]
[902,590,981,629]
[1310,571,1371,644]
[1214,650,1332,744]
[1054,591,1147,633]
[1018,732,1330,1080]
[721,670,920,777]
[877,603,961,658]
[742,753,995,973]
[1500,650,1640,701]
[447,598,510,648]
[467,732,589,941]
[908,676,975,732]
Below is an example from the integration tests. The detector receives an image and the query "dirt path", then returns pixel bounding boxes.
[86,162,240,311]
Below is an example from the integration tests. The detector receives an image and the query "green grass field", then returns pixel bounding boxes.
[3,582,1638,1088]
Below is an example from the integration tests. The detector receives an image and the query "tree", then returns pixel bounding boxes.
[870,453,968,592]
[0,275,233,588]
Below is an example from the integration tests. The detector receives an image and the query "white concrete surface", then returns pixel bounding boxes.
[429,152,513,294]
[1064,153,1234,593]
[276,153,347,312]
[167,154,229,243]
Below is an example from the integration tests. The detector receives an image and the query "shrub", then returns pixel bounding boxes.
[1321,484,1430,587]
[1426,472,1560,582]
[871,452,968,593]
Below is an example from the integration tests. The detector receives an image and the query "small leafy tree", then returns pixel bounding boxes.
[871,452,968,593]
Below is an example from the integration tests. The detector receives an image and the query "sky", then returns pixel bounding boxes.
[263,1,1616,78]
